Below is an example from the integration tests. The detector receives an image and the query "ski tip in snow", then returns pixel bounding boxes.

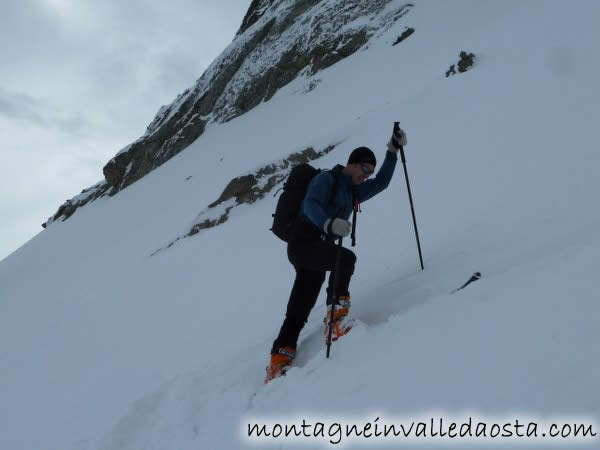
[452,272,481,294]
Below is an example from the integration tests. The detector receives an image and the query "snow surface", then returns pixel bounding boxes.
[1,1,600,449]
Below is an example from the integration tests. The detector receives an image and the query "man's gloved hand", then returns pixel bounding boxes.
[387,125,407,153]
[323,218,351,237]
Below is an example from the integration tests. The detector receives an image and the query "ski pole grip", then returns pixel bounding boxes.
[393,122,406,163]
[393,122,400,144]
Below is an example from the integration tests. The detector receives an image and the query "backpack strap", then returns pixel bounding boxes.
[328,170,339,207]
[326,171,360,246]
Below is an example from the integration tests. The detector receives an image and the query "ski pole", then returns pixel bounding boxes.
[326,236,343,358]
[351,188,358,247]
[395,122,424,270]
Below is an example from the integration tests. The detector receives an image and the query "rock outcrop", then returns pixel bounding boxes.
[45,0,414,227]
[150,143,337,255]
[446,51,476,77]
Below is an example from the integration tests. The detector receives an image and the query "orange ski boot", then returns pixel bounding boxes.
[324,296,354,344]
[264,346,296,384]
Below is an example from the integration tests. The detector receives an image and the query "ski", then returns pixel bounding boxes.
[452,272,481,294]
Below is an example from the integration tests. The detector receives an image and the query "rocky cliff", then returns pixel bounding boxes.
[44,0,414,227]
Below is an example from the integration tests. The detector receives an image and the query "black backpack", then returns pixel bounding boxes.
[271,164,336,242]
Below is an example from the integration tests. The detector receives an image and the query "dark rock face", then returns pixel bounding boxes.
[103,16,278,193]
[446,51,476,77]
[42,181,114,228]
[393,27,415,46]
[457,51,476,72]
[237,0,275,36]
[188,144,336,236]
[46,0,414,227]
[150,144,337,255]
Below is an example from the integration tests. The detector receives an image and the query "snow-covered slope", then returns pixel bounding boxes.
[1,1,600,449]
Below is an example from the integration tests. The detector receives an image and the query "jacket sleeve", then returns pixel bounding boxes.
[301,171,335,231]
[356,151,398,203]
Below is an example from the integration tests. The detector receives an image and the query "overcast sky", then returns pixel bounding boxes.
[0,0,248,261]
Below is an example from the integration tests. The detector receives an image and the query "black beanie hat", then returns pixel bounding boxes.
[348,146,376,167]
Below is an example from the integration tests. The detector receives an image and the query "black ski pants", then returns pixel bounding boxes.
[271,238,356,353]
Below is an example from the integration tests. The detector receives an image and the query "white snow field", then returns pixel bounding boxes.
[1,1,599,449]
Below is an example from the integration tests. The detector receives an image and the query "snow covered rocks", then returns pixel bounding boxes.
[187,145,335,237]
[393,27,415,46]
[46,0,415,226]
[446,51,477,77]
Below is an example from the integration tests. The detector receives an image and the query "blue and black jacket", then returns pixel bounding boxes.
[291,151,398,242]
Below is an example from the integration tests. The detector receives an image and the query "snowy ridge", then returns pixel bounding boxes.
[149,143,338,255]
[43,180,111,227]
[47,0,414,227]
[144,0,410,134]
[2,1,600,450]
[211,0,410,122]
[236,0,274,36]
